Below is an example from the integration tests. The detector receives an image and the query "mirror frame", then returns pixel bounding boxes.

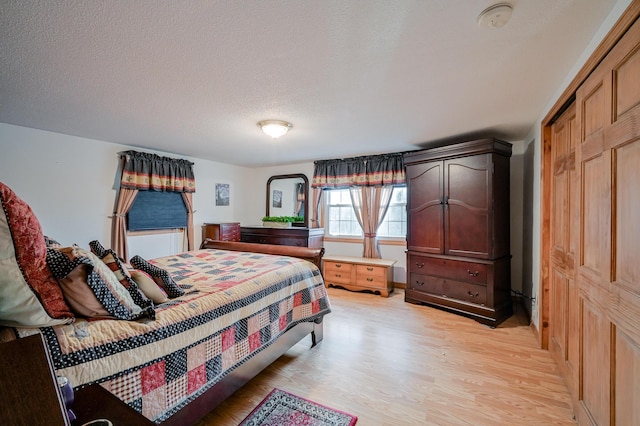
[266,173,309,227]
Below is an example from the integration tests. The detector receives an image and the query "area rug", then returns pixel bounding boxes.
[238,388,358,426]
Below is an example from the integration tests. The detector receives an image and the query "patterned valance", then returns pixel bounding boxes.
[119,151,196,192]
[311,153,405,188]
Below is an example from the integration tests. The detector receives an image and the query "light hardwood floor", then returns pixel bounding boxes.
[196,288,576,426]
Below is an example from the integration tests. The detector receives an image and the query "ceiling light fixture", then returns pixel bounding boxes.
[477,3,513,29]
[257,120,292,139]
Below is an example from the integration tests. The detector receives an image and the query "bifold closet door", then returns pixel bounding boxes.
[575,16,640,426]
[548,102,580,400]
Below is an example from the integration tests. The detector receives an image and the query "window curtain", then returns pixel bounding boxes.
[111,188,138,261]
[111,151,196,260]
[181,192,194,251]
[350,186,393,258]
[311,153,405,257]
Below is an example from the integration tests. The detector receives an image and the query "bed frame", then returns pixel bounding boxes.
[160,240,326,425]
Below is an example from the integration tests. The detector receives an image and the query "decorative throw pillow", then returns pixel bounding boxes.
[55,263,112,318]
[44,236,62,249]
[130,255,184,298]
[0,182,74,327]
[47,247,155,321]
[129,269,169,304]
[88,241,152,310]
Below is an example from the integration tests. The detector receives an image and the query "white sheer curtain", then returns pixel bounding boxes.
[349,186,393,258]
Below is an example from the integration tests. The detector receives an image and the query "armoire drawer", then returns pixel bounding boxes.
[408,255,488,285]
[408,273,487,305]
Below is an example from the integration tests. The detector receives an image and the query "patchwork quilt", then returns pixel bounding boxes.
[21,249,331,423]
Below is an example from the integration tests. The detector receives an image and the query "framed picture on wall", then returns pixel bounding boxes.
[272,190,282,208]
[215,183,230,206]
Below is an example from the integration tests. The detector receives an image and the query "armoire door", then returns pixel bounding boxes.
[574,15,640,426]
[548,102,580,399]
[444,153,492,258]
[406,160,444,254]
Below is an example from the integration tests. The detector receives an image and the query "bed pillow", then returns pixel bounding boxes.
[47,246,155,320]
[129,269,169,304]
[88,241,153,310]
[44,236,62,249]
[0,182,74,327]
[130,255,184,298]
[55,263,111,318]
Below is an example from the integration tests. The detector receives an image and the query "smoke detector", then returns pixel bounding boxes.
[477,3,513,29]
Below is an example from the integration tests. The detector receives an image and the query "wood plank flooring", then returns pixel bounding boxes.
[196,288,576,426]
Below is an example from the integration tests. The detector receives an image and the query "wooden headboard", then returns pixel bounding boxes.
[200,239,325,270]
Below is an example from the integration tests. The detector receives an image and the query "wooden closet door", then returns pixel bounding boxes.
[444,154,492,258]
[548,103,580,399]
[406,160,444,254]
[575,16,640,426]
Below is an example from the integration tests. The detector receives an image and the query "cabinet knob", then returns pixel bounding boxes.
[467,269,479,277]
[416,262,424,268]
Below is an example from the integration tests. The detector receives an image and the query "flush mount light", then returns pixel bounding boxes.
[257,120,293,139]
[477,3,513,29]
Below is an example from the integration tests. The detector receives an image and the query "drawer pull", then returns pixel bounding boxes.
[415,262,424,268]
[367,267,374,271]
[467,269,480,277]
[335,274,342,278]
[335,263,342,268]
[467,291,479,298]
[366,278,374,282]
[415,280,424,286]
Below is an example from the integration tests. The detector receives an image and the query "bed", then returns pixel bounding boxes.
[0,182,331,425]
[13,242,330,424]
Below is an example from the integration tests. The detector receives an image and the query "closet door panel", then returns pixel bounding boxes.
[615,330,640,426]
[581,300,611,426]
[580,153,611,280]
[614,141,640,296]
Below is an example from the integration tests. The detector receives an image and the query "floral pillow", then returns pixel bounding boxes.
[0,182,74,327]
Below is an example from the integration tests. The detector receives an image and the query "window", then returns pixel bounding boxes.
[325,186,406,238]
[127,191,188,231]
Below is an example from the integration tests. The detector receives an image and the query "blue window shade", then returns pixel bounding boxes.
[127,191,187,231]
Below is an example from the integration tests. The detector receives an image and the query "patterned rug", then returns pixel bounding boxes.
[238,389,358,426]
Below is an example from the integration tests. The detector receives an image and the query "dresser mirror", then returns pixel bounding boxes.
[266,174,309,227]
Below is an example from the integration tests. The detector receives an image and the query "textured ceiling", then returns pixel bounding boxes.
[0,0,619,166]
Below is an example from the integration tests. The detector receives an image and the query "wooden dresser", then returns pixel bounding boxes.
[202,222,240,242]
[404,139,512,326]
[240,226,324,248]
[323,255,396,297]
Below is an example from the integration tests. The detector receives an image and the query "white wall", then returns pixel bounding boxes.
[0,123,254,259]
[524,0,632,329]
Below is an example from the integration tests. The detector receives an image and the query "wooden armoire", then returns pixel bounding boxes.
[403,139,512,326]
[543,5,640,425]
